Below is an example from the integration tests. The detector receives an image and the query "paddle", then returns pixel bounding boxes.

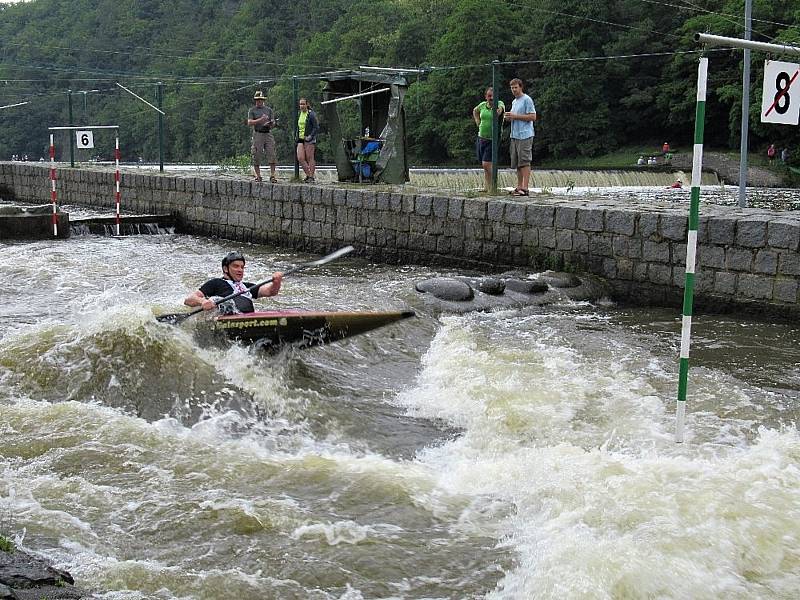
[156,245,355,325]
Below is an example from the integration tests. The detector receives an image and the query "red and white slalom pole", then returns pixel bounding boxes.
[114,133,121,236]
[49,133,58,237]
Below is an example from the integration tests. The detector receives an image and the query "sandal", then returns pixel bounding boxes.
[270,176,278,183]
[512,189,529,197]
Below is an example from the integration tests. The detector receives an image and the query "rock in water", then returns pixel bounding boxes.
[415,278,474,301]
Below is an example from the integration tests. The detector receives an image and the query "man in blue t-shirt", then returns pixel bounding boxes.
[503,78,537,196]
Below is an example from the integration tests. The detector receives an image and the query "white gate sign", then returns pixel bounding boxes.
[75,130,95,149]
[761,60,800,125]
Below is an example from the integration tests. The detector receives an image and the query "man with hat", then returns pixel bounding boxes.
[247,90,277,183]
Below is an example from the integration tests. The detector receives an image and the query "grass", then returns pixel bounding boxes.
[0,534,13,552]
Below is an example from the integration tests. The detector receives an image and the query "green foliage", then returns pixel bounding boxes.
[0,535,13,553]
[0,0,797,166]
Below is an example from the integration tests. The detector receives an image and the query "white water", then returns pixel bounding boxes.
[1,233,799,598]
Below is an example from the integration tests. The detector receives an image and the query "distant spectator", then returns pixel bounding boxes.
[663,152,672,165]
[662,141,670,155]
[502,78,537,196]
[472,86,505,192]
[781,147,790,163]
[296,97,319,183]
[767,144,776,163]
[648,156,657,165]
[637,155,645,166]
[247,90,277,183]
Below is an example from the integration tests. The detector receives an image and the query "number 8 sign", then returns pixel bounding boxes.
[75,130,95,149]
[761,60,800,125]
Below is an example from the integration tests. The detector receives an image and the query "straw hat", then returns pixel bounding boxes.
[253,90,266,100]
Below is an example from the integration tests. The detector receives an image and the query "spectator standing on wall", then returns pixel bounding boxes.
[767,144,776,163]
[472,87,505,192]
[781,147,790,163]
[662,141,670,155]
[247,90,278,183]
[296,98,319,183]
[503,78,537,197]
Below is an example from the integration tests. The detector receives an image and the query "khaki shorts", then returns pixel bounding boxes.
[510,137,533,169]
[252,131,276,164]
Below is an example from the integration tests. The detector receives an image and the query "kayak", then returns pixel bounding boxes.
[212,309,415,350]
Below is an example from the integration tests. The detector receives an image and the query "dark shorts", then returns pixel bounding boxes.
[476,137,493,163]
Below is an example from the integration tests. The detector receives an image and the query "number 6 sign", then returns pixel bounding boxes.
[75,130,95,149]
[761,60,800,125]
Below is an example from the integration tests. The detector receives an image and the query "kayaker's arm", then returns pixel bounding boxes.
[256,272,283,298]
[184,290,216,311]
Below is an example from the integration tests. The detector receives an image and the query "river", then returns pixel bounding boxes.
[1,211,799,598]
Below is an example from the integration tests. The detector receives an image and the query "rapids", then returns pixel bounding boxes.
[1,229,799,599]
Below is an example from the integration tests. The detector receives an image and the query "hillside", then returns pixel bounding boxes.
[0,0,798,166]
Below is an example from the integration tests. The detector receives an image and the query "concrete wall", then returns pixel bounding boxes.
[2,162,798,315]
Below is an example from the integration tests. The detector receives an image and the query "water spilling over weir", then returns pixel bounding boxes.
[1,230,799,599]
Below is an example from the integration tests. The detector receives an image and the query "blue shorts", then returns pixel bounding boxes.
[476,137,493,163]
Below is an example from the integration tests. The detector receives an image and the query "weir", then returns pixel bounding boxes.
[0,162,797,316]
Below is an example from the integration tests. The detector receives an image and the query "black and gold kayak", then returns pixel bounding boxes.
[213,309,415,350]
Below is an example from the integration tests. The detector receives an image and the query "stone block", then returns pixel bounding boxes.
[774,278,799,303]
[648,263,672,285]
[714,271,737,295]
[735,217,769,248]
[432,196,449,218]
[661,214,687,241]
[602,258,617,278]
[376,192,391,210]
[698,245,724,269]
[448,197,464,219]
[505,202,526,225]
[492,223,510,243]
[463,199,486,219]
[577,208,604,232]
[415,194,433,215]
[589,234,613,256]
[707,216,736,245]
[767,219,800,251]
[633,262,648,282]
[539,227,556,248]
[778,252,800,276]
[333,189,347,206]
[753,249,778,275]
[555,206,577,229]
[643,240,669,263]
[346,190,364,208]
[606,210,635,235]
[522,227,538,247]
[638,213,659,238]
[725,247,753,271]
[737,273,773,300]
[556,230,573,250]
[362,191,377,209]
[573,231,589,253]
[526,204,554,227]
[617,258,633,280]
[487,200,505,222]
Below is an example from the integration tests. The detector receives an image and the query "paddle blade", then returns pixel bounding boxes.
[156,307,202,325]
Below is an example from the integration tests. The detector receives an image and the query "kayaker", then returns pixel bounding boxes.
[184,251,283,314]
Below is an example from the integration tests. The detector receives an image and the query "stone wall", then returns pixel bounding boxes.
[2,162,798,315]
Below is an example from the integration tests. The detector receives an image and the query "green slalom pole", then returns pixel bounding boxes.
[491,60,499,193]
[676,56,708,443]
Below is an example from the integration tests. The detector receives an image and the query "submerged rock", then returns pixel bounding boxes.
[414,271,610,314]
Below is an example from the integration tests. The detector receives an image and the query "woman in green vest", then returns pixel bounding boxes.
[296,98,320,183]
[472,87,505,192]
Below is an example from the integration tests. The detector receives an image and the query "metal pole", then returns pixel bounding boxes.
[157,82,164,173]
[293,76,300,180]
[68,90,75,167]
[491,60,499,193]
[738,0,752,208]
[695,33,800,57]
[676,57,709,444]
[114,133,121,236]
[49,133,58,237]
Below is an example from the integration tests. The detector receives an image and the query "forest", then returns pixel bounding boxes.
[0,0,798,166]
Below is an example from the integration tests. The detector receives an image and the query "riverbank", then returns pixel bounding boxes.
[0,542,87,599]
